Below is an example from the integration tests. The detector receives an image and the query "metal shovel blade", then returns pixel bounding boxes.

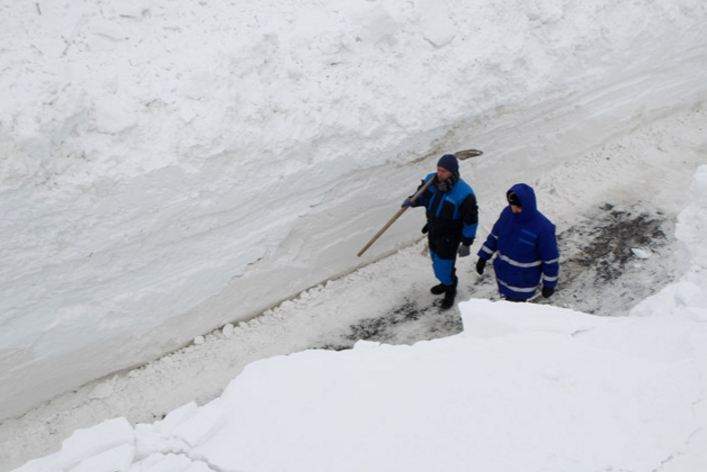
[454,149,484,160]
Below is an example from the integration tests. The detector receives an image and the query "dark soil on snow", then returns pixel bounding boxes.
[564,204,666,284]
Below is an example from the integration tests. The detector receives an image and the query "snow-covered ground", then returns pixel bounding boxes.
[13,166,707,471]
[2,0,706,426]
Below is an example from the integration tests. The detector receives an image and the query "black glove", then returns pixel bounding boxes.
[457,244,471,257]
[401,197,413,208]
[542,286,555,298]
[475,258,486,275]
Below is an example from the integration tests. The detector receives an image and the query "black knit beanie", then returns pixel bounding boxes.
[437,154,459,174]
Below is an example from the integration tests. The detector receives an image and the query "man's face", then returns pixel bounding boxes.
[436,166,453,181]
[507,191,522,213]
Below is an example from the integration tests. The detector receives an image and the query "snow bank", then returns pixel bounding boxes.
[16,418,134,472]
[629,165,707,321]
[2,0,706,419]
[15,168,707,471]
[17,300,707,471]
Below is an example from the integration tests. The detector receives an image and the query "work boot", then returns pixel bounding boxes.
[440,284,456,310]
[431,272,457,295]
[430,283,446,295]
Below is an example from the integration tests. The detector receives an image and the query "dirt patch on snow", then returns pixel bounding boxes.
[553,203,675,314]
[567,204,667,283]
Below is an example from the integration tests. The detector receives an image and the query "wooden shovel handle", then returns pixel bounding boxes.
[357,177,435,257]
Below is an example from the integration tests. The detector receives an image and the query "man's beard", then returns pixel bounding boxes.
[436,175,456,192]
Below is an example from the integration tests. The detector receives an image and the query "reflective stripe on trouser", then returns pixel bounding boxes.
[431,250,455,286]
[496,277,537,301]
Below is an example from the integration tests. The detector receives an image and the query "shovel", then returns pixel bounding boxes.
[357,149,483,257]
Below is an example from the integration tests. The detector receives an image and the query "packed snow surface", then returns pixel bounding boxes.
[14,166,707,472]
[2,0,707,422]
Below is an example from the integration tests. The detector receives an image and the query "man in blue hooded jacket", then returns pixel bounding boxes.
[402,154,478,309]
[475,184,559,302]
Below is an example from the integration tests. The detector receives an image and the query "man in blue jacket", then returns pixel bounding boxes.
[403,155,478,309]
[475,184,559,302]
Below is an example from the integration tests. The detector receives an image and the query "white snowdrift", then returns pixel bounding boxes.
[15,167,707,472]
[17,302,707,472]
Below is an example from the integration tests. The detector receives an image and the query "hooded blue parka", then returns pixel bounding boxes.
[477,183,559,300]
